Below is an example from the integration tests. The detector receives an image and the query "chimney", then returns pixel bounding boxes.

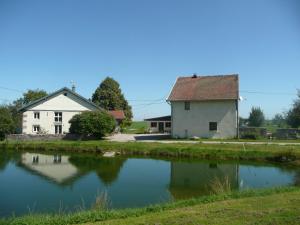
[71,81,76,92]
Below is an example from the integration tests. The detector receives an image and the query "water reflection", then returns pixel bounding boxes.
[68,155,126,185]
[19,153,82,185]
[169,162,239,199]
[0,152,299,217]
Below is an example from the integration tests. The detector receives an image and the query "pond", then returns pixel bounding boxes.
[0,151,299,217]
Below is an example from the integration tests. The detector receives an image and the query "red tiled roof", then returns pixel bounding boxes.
[167,74,239,101]
[108,110,126,120]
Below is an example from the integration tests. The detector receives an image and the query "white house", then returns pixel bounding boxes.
[167,74,239,139]
[19,87,121,135]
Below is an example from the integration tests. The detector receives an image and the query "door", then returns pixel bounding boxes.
[158,122,164,133]
[55,125,62,134]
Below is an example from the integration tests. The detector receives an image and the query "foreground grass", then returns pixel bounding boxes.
[1,140,300,165]
[1,187,299,225]
[88,188,300,225]
[121,121,148,134]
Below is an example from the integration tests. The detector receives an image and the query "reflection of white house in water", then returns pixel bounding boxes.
[169,162,239,199]
[20,153,80,184]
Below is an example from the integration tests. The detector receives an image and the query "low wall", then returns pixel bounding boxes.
[239,127,268,138]
[6,134,98,141]
[275,129,300,140]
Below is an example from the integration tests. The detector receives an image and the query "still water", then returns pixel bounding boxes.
[0,151,299,217]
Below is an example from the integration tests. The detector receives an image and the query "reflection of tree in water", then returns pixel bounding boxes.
[0,152,20,171]
[69,156,127,185]
[0,153,10,171]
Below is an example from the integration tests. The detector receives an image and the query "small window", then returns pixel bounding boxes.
[33,125,40,133]
[64,93,68,96]
[165,122,171,128]
[184,101,190,110]
[34,112,40,119]
[54,112,62,122]
[151,122,157,128]
[209,122,218,131]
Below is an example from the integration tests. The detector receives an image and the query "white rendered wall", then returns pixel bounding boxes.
[171,100,237,139]
[22,92,96,134]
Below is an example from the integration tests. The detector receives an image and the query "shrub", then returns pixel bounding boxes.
[0,106,15,140]
[69,111,116,138]
[240,131,261,140]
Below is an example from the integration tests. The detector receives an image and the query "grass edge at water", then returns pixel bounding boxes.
[0,186,299,225]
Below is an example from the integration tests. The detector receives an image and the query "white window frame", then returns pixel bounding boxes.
[34,112,40,119]
[33,125,40,133]
[54,112,62,122]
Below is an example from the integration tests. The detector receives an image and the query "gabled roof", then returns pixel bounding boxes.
[19,87,103,112]
[167,74,239,101]
[108,110,126,120]
[144,115,171,121]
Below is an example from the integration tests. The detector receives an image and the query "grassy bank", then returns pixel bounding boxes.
[0,187,299,225]
[121,121,148,134]
[1,140,300,165]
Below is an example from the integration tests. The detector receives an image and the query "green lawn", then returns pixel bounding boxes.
[1,140,300,165]
[85,188,300,225]
[121,121,148,134]
[1,188,299,225]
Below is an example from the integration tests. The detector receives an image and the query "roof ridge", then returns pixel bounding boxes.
[178,74,238,79]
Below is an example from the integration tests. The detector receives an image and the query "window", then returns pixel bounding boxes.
[33,125,40,133]
[64,92,68,96]
[151,122,157,128]
[54,112,62,122]
[209,122,218,131]
[55,125,62,134]
[184,101,190,110]
[165,122,171,128]
[34,112,40,119]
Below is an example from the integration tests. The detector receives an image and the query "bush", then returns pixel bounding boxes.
[0,106,15,140]
[240,132,261,140]
[69,111,116,138]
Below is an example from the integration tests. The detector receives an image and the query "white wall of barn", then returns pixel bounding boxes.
[171,100,238,139]
[22,92,96,135]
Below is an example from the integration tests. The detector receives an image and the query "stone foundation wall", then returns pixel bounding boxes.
[6,134,98,141]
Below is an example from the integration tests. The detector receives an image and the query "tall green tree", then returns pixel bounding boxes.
[286,90,300,128]
[10,89,48,133]
[92,77,133,120]
[0,106,15,140]
[248,107,265,127]
[272,113,287,128]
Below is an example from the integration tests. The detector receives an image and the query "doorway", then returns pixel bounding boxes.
[158,122,164,133]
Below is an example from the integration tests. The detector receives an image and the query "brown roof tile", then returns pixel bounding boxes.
[108,110,126,120]
[167,74,239,101]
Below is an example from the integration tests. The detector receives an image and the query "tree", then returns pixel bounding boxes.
[92,77,133,121]
[286,90,300,128]
[69,111,116,138]
[272,113,287,128]
[0,106,15,140]
[10,89,48,133]
[248,107,265,127]
[17,89,48,106]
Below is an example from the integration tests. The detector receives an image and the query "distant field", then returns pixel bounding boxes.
[122,121,148,134]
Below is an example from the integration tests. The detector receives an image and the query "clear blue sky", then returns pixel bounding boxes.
[0,0,299,120]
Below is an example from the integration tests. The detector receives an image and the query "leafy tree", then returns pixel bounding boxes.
[0,106,15,140]
[272,113,287,128]
[69,111,116,138]
[286,90,300,128]
[18,89,48,106]
[9,89,48,133]
[248,107,265,127]
[92,77,133,121]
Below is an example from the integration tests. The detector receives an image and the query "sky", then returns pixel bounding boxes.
[0,0,300,120]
